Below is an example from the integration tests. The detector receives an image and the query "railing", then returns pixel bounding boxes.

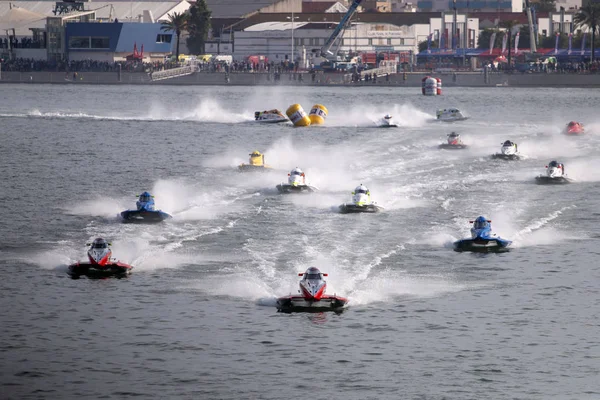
[343,64,397,82]
[150,64,198,81]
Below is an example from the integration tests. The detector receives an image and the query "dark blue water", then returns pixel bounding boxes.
[1,84,600,399]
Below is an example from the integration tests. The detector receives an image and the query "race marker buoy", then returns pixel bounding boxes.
[286,104,311,127]
[308,104,328,125]
[436,77,442,95]
[421,76,439,96]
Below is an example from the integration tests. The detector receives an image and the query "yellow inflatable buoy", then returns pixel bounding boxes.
[286,104,311,127]
[308,104,328,125]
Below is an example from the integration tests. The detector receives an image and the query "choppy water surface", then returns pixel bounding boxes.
[1,84,600,399]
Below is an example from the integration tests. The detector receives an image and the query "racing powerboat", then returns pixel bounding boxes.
[238,150,273,172]
[453,216,512,252]
[438,132,468,149]
[120,191,172,223]
[436,108,468,122]
[255,109,288,124]
[564,121,584,135]
[276,267,348,313]
[339,184,383,213]
[68,238,133,278]
[276,167,318,193]
[492,140,521,160]
[535,160,572,184]
[376,114,398,128]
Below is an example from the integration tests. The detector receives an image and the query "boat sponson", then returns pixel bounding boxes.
[276,184,317,193]
[492,153,521,160]
[276,295,348,313]
[68,262,132,278]
[453,238,511,252]
[339,204,382,214]
[120,210,172,223]
[535,176,572,184]
[439,144,468,149]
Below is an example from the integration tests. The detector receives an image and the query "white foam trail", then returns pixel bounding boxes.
[147,97,251,123]
[326,102,432,128]
[65,197,125,218]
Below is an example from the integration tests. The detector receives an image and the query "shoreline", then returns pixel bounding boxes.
[2,71,600,88]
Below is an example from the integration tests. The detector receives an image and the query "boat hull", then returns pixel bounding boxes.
[238,164,272,172]
[120,210,172,223]
[453,237,512,253]
[492,153,521,160]
[276,184,317,193]
[68,261,132,278]
[276,295,348,313]
[535,176,572,184]
[439,143,468,150]
[339,203,382,214]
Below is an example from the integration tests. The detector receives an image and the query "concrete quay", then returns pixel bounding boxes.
[1,70,600,87]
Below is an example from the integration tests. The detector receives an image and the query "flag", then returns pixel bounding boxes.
[581,33,587,55]
[501,32,507,55]
[489,32,497,55]
[554,32,560,55]
[568,33,572,55]
[427,33,432,54]
[514,32,520,55]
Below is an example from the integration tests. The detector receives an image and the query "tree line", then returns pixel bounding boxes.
[160,0,211,61]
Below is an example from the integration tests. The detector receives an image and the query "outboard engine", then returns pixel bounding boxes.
[87,238,112,266]
[298,267,327,300]
[254,111,261,120]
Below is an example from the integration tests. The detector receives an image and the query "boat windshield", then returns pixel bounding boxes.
[291,170,302,176]
[305,273,321,280]
[92,241,108,248]
[549,161,558,168]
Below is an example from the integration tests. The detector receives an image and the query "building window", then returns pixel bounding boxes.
[368,38,373,45]
[387,38,392,45]
[69,36,90,48]
[91,37,109,49]
[156,34,172,43]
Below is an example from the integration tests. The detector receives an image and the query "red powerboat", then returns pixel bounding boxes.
[276,267,348,313]
[564,121,584,135]
[68,238,133,278]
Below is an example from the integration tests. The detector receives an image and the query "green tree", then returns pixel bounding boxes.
[161,11,187,61]
[186,0,212,55]
[573,3,600,62]
[419,39,438,52]
[477,28,502,50]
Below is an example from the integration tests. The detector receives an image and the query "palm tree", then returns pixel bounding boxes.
[161,11,187,62]
[574,4,600,63]
[500,20,519,71]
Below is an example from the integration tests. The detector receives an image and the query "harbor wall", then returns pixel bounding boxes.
[1,70,600,87]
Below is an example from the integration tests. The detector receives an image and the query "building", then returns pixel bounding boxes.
[416,0,522,13]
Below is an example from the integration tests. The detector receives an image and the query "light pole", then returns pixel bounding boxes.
[287,11,299,63]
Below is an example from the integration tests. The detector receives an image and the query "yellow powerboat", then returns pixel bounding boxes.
[238,150,273,172]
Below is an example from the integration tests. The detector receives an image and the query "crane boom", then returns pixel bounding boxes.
[320,0,363,57]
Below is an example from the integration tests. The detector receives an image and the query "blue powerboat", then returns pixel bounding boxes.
[453,216,512,252]
[120,192,172,223]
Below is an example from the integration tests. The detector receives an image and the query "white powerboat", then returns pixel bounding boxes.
[492,140,521,160]
[254,109,288,123]
[276,167,318,193]
[376,114,398,128]
[535,161,572,184]
[339,184,383,213]
[436,108,468,122]
[276,267,348,313]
